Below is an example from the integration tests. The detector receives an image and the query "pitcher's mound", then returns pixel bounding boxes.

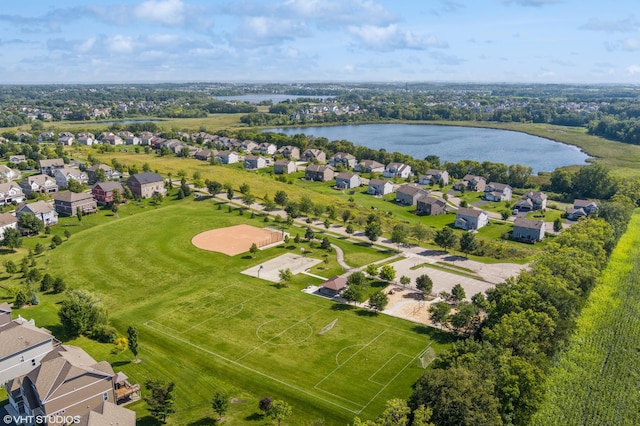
[192,224,283,256]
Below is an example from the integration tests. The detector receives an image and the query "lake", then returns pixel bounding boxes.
[214,94,334,104]
[264,124,589,174]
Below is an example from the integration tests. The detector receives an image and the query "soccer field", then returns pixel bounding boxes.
[145,282,433,414]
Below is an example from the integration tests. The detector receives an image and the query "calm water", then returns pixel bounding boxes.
[264,124,589,174]
[215,94,333,104]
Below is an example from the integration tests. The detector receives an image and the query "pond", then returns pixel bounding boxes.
[264,124,589,174]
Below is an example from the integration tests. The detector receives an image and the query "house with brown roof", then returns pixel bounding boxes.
[573,199,598,214]
[512,218,545,242]
[335,172,361,189]
[276,145,300,160]
[127,172,166,199]
[19,175,58,197]
[252,142,277,156]
[54,192,98,216]
[0,307,59,385]
[0,212,18,236]
[355,159,385,174]
[5,345,134,425]
[418,169,449,185]
[139,131,155,145]
[16,201,58,226]
[395,184,429,206]
[320,276,347,296]
[273,160,296,175]
[215,151,239,165]
[456,174,487,192]
[100,132,123,145]
[195,149,216,161]
[455,207,489,230]
[305,165,334,182]
[244,155,268,170]
[367,179,394,196]
[77,401,137,426]
[416,196,448,216]
[519,191,548,211]
[92,181,125,205]
[76,132,95,146]
[0,182,25,206]
[38,159,65,176]
[303,149,327,164]
[9,155,26,165]
[329,152,357,169]
[54,167,88,190]
[57,134,75,146]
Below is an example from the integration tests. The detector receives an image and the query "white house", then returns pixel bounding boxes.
[367,179,394,196]
[0,183,25,206]
[19,174,58,197]
[0,165,21,182]
[455,207,489,230]
[383,163,412,179]
[216,151,239,164]
[54,167,88,190]
[0,212,18,236]
[16,201,59,226]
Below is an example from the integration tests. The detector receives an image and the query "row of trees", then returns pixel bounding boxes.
[402,195,635,425]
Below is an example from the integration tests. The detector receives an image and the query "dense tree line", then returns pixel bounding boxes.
[403,199,635,426]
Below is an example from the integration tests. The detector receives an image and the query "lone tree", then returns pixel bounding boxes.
[368,291,389,312]
[274,190,288,207]
[304,227,315,241]
[206,180,223,197]
[451,283,466,303]
[434,227,458,253]
[429,302,451,328]
[18,212,44,235]
[127,325,139,362]
[1,227,22,252]
[364,221,382,243]
[379,264,396,282]
[58,289,108,338]
[268,400,292,426]
[459,232,478,257]
[259,397,272,416]
[553,217,563,233]
[211,391,230,421]
[144,380,175,423]
[226,187,234,201]
[278,268,293,287]
[390,224,408,249]
[249,243,258,257]
[400,275,411,286]
[416,274,434,298]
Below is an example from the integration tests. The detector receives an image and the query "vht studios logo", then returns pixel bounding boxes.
[4,414,81,424]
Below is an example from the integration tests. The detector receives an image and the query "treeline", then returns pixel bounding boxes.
[397,196,636,425]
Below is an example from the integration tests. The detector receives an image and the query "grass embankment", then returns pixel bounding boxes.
[0,196,450,425]
[531,209,640,425]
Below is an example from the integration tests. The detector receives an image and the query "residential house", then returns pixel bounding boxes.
[86,164,121,183]
[566,207,587,221]
[37,132,55,142]
[277,145,300,160]
[100,132,123,145]
[126,172,167,199]
[0,306,59,385]
[456,174,487,192]
[139,131,155,145]
[0,212,18,236]
[16,201,58,226]
[355,159,385,174]
[0,183,25,206]
[367,179,394,196]
[123,132,141,145]
[16,132,33,142]
[216,151,239,165]
[77,401,137,426]
[335,172,361,189]
[329,152,357,169]
[395,184,429,206]
[484,182,512,202]
[92,181,125,205]
[416,195,448,216]
[240,140,259,153]
[9,155,26,165]
[383,163,412,179]
[303,149,327,164]
[57,134,75,146]
[19,175,58,197]
[419,169,449,185]
[573,199,599,215]
[514,198,534,212]
[520,191,548,211]
[5,345,134,425]
[273,160,296,175]
[38,158,65,176]
[252,142,277,156]
[76,132,95,146]
[0,165,21,182]
[195,149,216,161]
[244,155,268,170]
[455,207,489,230]
[305,165,334,182]
[54,191,97,216]
[54,167,88,190]
[512,218,545,242]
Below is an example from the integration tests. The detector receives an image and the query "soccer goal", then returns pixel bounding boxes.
[318,319,338,335]
[418,346,437,369]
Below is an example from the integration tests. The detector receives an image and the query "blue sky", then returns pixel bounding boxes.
[1,0,639,84]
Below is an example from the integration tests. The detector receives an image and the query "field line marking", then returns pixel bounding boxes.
[358,343,433,414]
[368,353,413,386]
[312,385,366,408]
[315,330,387,389]
[335,344,364,367]
[144,319,186,336]
[237,307,325,361]
[144,320,363,414]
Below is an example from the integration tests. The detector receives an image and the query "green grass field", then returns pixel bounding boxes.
[1,197,450,425]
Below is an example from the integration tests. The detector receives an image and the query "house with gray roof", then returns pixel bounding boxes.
[355,159,385,174]
[484,182,512,202]
[329,152,357,169]
[305,165,334,182]
[0,212,18,236]
[367,179,394,196]
[38,158,65,176]
[383,163,412,179]
[16,201,58,226]
[455,207,489,230]
[244,155,268,170]
[54,167,88,190]
[335,172,361,189]
[276,145,300,160]
[573,199,598,214]
[19,175,58,197]
[126,172,166,199]
[303,149,327,164]
[456,174,487,192]
[418,169,449,185]
[92,181,125,205]
[0,182,25,206]
[54,191,97,216]
[273,160,296,175]
[86,164,121,183]
[416,195,448,216]
[396,184,429,206]
[216,151,239,164]
[512,218,545,242]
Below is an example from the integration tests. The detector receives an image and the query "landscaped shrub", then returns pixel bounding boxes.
[91,324,118,343]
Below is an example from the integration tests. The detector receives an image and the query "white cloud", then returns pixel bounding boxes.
[134,0,186,26]
[349,24,448,51]
[627,65,640,74]
[501,0,561,6]
[581,16,640,33]
[76,37,96,53]
[106,35,136,54]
